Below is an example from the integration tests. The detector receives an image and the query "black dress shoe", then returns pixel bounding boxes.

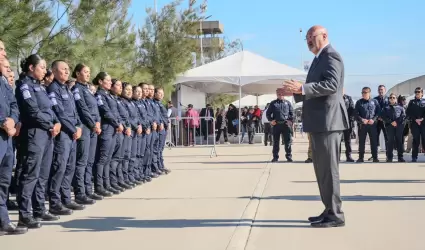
[311,218,345,228]
[373,158,380,163]
[305,158,313,163]
[346,157,354,162]
[107,187,121,195]
[1,222,28,235]
[6,200,19,210]
[64,201,85,211]
[18,217,42,228]
[308,214,324,223]
[89,193,104,200]
[412,158,417,162]
[150,173,159,178]
[96,189,113,197]
[145,177,152,182]
[76,196,96,205]
[356,158,364,163]
[112,185,125,192]
[34,211,60,222]
[386,158,393,162]
[398,158,406,162]
[119,182,132,189]
[49,205,73,216]
[286,158,293,162]
[271,158,278,163]
[163,168,171,174]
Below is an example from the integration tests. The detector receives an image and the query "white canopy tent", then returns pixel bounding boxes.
[231,94,294,109]
[175,50,306,95]
[174,50,307,143]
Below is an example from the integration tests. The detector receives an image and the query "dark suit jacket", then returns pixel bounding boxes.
[294,45,349,133]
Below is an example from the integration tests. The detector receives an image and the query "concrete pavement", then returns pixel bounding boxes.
[1,137,425,250]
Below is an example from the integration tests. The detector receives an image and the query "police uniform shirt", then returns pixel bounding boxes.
[47,79,81,136]
[116,96,130,129]
[15,75,57,131]
[265,99,294,122]
[354,98,379,123]
[382,104,405,125]
[373,95,388,115]
[95,88,121,129]
[134,99,150,130]
[72,82,100,130]
[154,99,169,129]
[122,98,140,131]
[406,98,425,121]
[0,75,19,127]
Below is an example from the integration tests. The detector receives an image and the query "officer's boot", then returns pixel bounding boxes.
[346,153,354,162]
[357,154,364,163]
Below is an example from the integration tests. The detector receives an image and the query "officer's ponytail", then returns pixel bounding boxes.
[92,72,109,86]
[72,63,88,79]
[20,54,43,73]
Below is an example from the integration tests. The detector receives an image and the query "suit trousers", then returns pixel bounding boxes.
[310,131,345,222]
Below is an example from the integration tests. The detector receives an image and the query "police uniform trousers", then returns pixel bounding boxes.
[7,137,23,202]
[342,128,353,158]
[73,125,97,199]
[272,122,292,160]
[128,131,138,182]
[158,128,167,170]
[263,123,273,145]
[150,131,160,173]
[136,133,146,180]
[358,123,378,159]
[120,133,132,184]
[49,131,77,208]
[410,122,425,159]
[18,128,53,219]
[93,124,117,192]
[110,133,124,188]
[139,133,148,179]
[386,124,404,160]
[376,120,388,147]
[0,132,14,226]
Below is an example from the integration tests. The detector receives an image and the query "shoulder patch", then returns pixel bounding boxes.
[96,95,104,106]
[49,92,58,105]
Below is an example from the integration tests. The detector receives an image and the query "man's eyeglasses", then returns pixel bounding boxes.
[415,91,421,94]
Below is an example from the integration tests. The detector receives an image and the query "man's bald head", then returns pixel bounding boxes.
[306,25,329,55]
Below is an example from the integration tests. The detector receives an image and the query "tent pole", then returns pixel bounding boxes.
[238,79,242,144]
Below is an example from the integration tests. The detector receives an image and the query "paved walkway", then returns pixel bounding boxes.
[2,137,425,250]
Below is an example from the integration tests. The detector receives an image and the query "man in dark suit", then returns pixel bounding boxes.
[199,104,214,141]
[283,25,349,228]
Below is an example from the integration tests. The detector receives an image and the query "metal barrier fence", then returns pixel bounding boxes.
[166,116,217,157]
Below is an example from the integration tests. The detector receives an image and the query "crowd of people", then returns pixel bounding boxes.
[0,40,171,236]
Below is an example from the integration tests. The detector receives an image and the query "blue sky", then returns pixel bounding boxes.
[131,0,424,97]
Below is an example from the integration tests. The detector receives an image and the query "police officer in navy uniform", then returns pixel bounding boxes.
[93,72,124,196]
[15,55,62,230]
[342,90,355,162]
[0,41,27,235]
[121,83,142,186]
[109,79,132,191]
[354,87,380,162]
[382,93,406,162]
[154,87,171,174]
[266,89,294,162]
[374,85,389,150]
[147,84,163,176]
[134,85,151,183]
[71,64,103,203]
[406,87,425,162]
[47,60,84,215]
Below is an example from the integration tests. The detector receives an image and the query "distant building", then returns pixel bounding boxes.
[387,75,425,96]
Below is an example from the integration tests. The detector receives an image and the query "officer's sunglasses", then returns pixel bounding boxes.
[415,91,421,94]
[361,91,370,94]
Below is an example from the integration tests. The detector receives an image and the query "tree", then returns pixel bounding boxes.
[138,0,204,98]
[0,0,52,64]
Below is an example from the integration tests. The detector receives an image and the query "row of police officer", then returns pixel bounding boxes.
[0,51,170,236]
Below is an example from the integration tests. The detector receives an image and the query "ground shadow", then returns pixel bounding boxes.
[47,218,311,232]
[238,195,425,202]
[172,167,265,171]
[292,179,425,184]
